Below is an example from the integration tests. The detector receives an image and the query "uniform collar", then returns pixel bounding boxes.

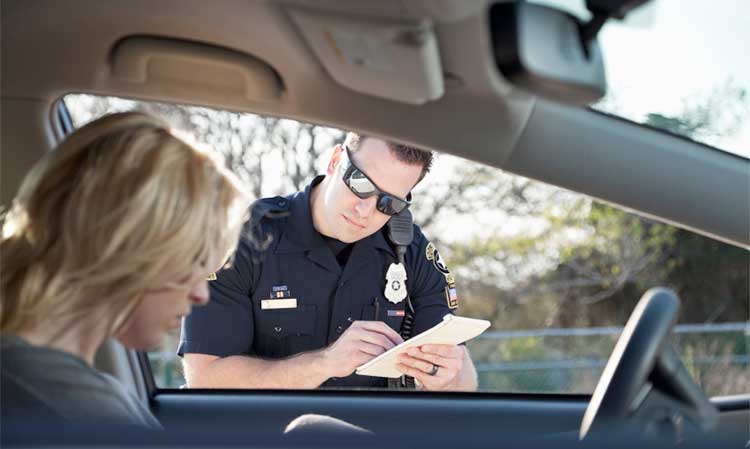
[275,175,397,259]
[275,175,327,253]
[368,227,397,258]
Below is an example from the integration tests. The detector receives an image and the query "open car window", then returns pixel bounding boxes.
[64,93,749,396]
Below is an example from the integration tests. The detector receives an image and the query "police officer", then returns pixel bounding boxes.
[179,133,477,391]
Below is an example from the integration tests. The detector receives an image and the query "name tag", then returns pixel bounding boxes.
[261,298,298,310]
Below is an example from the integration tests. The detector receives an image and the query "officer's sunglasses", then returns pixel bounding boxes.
[341,146,411,216]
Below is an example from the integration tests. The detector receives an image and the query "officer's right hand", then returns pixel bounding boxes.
[321,320,404,378]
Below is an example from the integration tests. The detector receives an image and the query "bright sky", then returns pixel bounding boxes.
[536,0,750,157]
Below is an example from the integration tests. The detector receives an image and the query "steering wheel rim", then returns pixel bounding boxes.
[579,287,680,439]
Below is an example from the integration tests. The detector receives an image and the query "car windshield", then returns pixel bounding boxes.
[535,0,750,159]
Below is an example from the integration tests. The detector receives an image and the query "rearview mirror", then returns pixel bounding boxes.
[490,1,607,106]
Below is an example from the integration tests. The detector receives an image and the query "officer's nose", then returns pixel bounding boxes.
[353,195,377,219]
[189,280,210,306]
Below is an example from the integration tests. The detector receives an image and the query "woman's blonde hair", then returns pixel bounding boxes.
[1,111,249,339]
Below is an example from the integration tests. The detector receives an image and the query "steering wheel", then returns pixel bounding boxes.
[579,287,680,439]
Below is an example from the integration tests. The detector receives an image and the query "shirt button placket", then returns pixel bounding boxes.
[330,279,347,341]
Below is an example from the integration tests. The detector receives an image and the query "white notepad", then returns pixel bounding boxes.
[355,314,491,378]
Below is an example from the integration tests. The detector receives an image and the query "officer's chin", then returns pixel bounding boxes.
[337,233,359,244]
[340,228,372,244]
[339,217,367,241]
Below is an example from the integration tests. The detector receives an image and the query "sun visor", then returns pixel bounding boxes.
[287,8,444,105]
[111,37,282,103]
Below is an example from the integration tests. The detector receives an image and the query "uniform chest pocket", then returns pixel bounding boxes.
[257,304,317,340]
[361,297,405,333]
[254,305,317,359]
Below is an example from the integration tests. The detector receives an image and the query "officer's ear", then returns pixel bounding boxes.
[327,145,345,176]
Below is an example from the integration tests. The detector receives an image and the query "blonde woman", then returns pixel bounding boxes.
[0,112,248,428]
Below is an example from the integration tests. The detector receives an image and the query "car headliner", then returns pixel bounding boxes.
[1,0,748,247]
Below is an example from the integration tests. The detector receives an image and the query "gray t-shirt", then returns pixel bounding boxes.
[1,335,161,429]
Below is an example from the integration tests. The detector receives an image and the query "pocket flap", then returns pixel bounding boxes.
[257,304,316,339]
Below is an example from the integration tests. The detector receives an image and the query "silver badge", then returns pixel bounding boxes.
[384,262,407,304]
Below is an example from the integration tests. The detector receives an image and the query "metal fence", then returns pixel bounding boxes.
[467,322,749,394]
[149,322,749,393]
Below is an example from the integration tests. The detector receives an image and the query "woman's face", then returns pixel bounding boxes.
[117,273,209,349]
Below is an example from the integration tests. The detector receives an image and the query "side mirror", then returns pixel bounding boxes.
[490,1,606,106]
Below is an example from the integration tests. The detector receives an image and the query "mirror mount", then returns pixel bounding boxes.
[581,0,652,44]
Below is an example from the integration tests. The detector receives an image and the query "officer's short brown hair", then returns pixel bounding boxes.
[344,132,433,182]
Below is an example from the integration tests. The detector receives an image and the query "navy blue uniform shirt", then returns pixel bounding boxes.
[179,176,457,388]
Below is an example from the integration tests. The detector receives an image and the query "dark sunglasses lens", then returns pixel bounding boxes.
[347,169,377,197]
[377,195,408,216]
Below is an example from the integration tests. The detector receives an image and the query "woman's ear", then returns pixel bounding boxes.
[326,145,344,176]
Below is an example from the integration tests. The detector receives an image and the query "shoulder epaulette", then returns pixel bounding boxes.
[243,196,290,254]
[250,196,291,220]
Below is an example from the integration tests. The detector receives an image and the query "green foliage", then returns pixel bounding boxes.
[644,81,749,143]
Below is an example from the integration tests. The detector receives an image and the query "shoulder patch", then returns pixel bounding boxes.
[425,242,451,276]
[253,196,291,217]
[426,241,459,309]
[246,196,289,254]
[445,284,459,309]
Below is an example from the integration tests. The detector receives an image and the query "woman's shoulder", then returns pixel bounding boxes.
[1,335,159,429]
[2,335,105,384]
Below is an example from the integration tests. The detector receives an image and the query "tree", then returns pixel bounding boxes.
[65,94,343,200]
[645,81,749,146]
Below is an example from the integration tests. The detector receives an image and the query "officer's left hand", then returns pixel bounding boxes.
[395,344,465,391]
